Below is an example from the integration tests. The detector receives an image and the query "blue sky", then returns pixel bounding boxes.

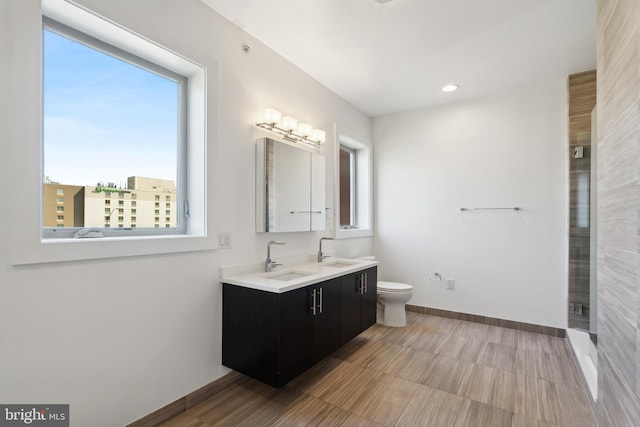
[43,29,178,187]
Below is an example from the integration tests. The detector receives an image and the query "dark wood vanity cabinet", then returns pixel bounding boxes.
[340,267,377,345]
[222,267,376,388]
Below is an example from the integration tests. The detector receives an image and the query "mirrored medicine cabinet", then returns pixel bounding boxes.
[256,138,325,232]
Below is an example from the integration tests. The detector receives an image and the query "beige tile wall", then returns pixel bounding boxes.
[596,0,640,425]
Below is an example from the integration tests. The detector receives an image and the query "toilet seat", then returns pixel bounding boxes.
[378,281,412,292]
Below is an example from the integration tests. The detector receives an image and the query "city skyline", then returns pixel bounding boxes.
[43,28,179,186]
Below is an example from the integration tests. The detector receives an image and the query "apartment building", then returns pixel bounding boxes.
[44,177,176,229]
[42,183,84,228]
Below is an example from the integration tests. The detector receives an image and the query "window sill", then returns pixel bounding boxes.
[334,228,373,240]
[13,233,217,265]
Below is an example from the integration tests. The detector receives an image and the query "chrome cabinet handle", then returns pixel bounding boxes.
[364,273,368,293]
[311,289,317,315]
[319,287,323,314]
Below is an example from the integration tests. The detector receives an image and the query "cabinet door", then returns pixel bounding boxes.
[222,284,278,386]
[314,278,341,361]
[360,267,378,330]
[340,272,363,345]
[277,285,315,386]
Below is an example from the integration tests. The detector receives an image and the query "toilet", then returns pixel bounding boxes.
[358,256,413,328]
[377,281,413,327]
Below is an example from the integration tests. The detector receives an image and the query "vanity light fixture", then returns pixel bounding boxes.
[256,108,326,147]
[442,84,459,93]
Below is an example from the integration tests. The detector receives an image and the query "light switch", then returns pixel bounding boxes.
[218,232,231,249]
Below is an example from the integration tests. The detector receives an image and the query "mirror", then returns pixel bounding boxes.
[256,138,325,232]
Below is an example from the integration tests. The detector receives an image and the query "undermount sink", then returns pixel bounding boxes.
[267,271,313,281]
[322,260,359,269]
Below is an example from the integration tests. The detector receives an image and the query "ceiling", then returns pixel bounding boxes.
[200,0,596,117]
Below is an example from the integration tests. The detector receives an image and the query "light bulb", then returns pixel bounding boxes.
[282,116,298,132]
[311,129,326,144]
[263,107,281,125]
[298,123,313,137]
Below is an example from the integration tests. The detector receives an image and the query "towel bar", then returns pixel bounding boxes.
[459,207,520,211]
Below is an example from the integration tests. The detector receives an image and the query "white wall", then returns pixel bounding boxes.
[0,1,372,426]
[373,80,568,328]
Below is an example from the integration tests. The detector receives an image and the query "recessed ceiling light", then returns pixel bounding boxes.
[442,84,459,93]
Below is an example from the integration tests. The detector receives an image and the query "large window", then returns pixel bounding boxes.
[42,17,187,238]
[10,0,211,265]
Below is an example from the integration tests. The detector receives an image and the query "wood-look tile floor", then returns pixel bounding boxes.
[163,313,597,427]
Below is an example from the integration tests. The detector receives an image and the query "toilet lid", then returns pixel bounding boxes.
[378,281,412,292]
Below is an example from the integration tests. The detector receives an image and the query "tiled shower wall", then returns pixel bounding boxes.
[568,70,596,332]
[596,0,640,424]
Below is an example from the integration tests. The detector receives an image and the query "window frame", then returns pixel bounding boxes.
[9,0,216,265]
[333,134,373,239]
[42,17,188,239]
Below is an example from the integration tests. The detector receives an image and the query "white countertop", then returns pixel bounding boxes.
[221,258,378,293]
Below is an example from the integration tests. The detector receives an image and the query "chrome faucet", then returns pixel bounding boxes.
[265,240,286,272]
[318,237,334,262]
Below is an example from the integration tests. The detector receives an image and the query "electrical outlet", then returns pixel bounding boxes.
[446,279,455,290]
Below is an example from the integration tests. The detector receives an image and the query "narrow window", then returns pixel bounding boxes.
[335,136,372,238]
[339,145,356,229]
